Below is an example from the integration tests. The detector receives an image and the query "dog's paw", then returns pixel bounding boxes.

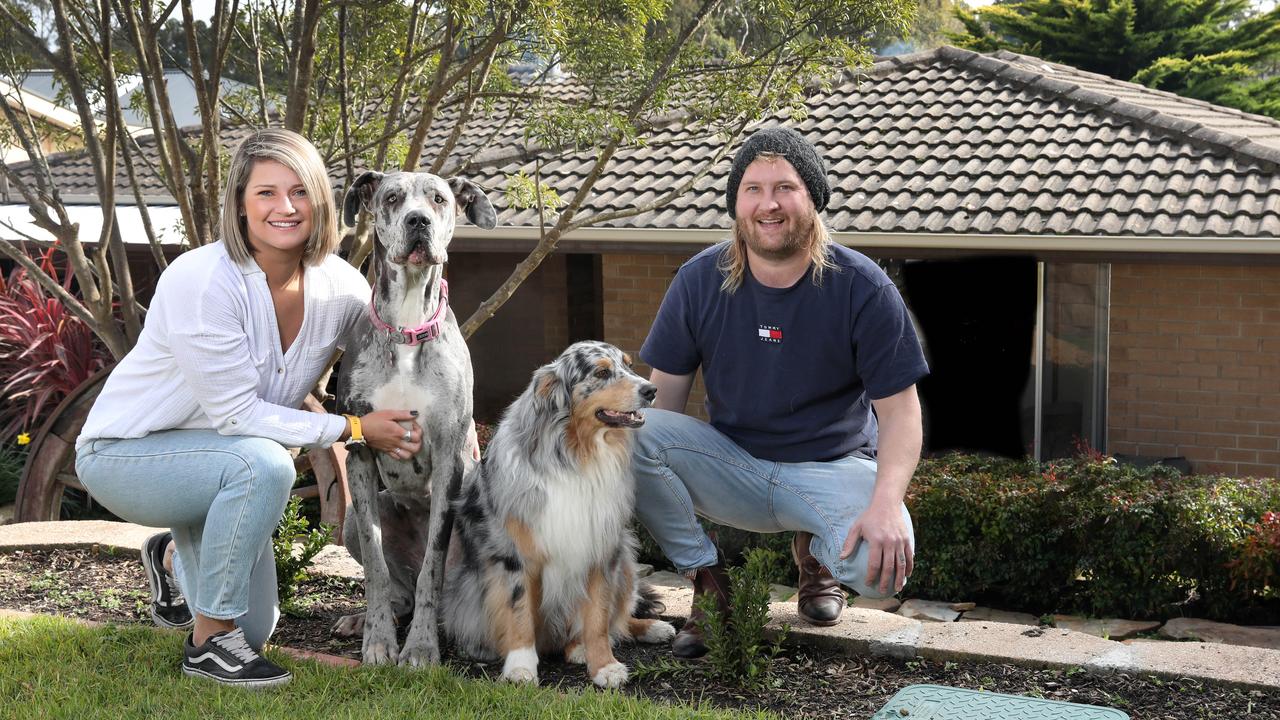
[501,647,539,685]
[564,642,586,665]
[636,620,676,644]
[361,634,399,666]
[331,612,366,638]
[398,639,441,668]
[591,661,629,689]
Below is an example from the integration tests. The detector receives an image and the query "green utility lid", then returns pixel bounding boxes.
[870,684,1131,719]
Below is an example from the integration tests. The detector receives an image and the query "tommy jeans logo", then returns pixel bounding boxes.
[758,325,783,343]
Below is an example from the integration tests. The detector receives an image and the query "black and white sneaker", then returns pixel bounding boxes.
[140,531,194,630]
[182,628,293,688]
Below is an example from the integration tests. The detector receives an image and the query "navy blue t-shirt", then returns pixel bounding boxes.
[641,242,928,463]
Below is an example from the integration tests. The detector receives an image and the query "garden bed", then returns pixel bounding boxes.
[1,547,1277,719]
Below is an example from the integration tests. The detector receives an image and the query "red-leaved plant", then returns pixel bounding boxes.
[0,246,110,440]
[1228,510,1280,600]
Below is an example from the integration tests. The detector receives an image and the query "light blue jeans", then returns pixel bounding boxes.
[633,409,913,598]
[75,429,296,650]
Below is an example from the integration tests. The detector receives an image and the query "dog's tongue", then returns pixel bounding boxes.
[408,247,430,265]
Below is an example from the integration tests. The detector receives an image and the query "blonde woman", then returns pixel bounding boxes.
[75,129,420,687]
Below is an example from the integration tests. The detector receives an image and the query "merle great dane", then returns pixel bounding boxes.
[334,170,496,666]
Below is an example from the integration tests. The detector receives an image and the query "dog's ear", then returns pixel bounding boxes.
[344,171,384,227]
[530,363,571,416]
[448,177,497,230]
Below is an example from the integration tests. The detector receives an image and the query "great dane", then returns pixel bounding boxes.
[334,170,496,666]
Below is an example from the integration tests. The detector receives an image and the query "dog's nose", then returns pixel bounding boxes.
[405,211,431,230]
[640,382,657,403]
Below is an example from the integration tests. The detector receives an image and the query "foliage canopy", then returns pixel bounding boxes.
[0,0,914,362]
[949,0,1280,118]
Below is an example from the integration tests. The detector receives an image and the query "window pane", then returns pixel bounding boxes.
[1035,262,1110,460]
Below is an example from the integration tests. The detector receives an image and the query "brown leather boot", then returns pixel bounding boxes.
[671,562,731,659]
[791,532,846,626]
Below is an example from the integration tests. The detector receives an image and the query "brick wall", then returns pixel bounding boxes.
[1109,263,1280,477]
[449,252,567,422]
[602,253,708,420]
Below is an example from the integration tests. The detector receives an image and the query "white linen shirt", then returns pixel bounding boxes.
[77,241,370,450]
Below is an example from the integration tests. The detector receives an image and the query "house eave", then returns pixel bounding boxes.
[449,226,1280,262]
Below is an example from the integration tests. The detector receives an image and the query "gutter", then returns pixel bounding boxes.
[449,226,1280,258]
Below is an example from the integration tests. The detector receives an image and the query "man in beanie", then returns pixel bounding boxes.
[633,126,928,658]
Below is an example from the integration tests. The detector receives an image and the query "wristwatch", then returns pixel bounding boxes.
[344,414,366,448]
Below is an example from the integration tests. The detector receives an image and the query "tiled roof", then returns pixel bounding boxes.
[8,123,261,202]
[12,46,1280,241]
[438,46,1280,238]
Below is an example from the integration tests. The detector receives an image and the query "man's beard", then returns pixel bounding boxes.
[733,210,816,262]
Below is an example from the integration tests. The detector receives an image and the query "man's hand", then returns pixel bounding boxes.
[839,384,922,596]
[841,498,913,595]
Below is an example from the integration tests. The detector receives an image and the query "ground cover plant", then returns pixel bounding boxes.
[2,547,1277,719]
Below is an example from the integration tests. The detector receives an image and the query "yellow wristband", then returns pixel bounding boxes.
[344,414,365,446]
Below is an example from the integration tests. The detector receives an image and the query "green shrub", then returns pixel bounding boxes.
[700,547,789,689]
[906,454,1077,612]
[633,547,788,689]
[633,451,1279,623]
[273,496,334,616]
[908,453,1280,621]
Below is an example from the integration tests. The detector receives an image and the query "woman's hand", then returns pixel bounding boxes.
[465,419,480,462]
[360,409,423,460]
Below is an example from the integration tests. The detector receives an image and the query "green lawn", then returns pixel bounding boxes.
[0,615,772,719]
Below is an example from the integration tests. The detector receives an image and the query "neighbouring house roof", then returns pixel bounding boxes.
[1,79,86,164]
[4,123,259,204]
[9,47,1280,256]
[17,68,256,129]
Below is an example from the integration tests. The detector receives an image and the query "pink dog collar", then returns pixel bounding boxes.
[369,279,449,345]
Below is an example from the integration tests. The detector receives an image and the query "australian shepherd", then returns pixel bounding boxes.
[442,341,675,688]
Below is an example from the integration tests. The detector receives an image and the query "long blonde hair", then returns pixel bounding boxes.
[717,208,837,293]
[219,128,338,266]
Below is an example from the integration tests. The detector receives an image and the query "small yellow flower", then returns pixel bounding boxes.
[16,433,30,446]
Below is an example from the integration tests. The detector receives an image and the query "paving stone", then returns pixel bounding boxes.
[1159,617,1280,651]
[850,596,902,613]
[645,570,692,589]
[276,645,360,668]
[1098,639,1280,690]
[634,563,654,578]
[647,583,693,618]
[898,598,960,622]
[308,545,363,580]
[919,621,1119,669]
[769,584,798,602]
[1053,614,1161,641]
[0,520,158,554]
[770,602,924,659]
[960,607,1039,626]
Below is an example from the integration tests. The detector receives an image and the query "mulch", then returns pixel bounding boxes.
[1,547,1277,719]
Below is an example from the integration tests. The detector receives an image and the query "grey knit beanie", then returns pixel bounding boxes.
[726,126,830,218]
